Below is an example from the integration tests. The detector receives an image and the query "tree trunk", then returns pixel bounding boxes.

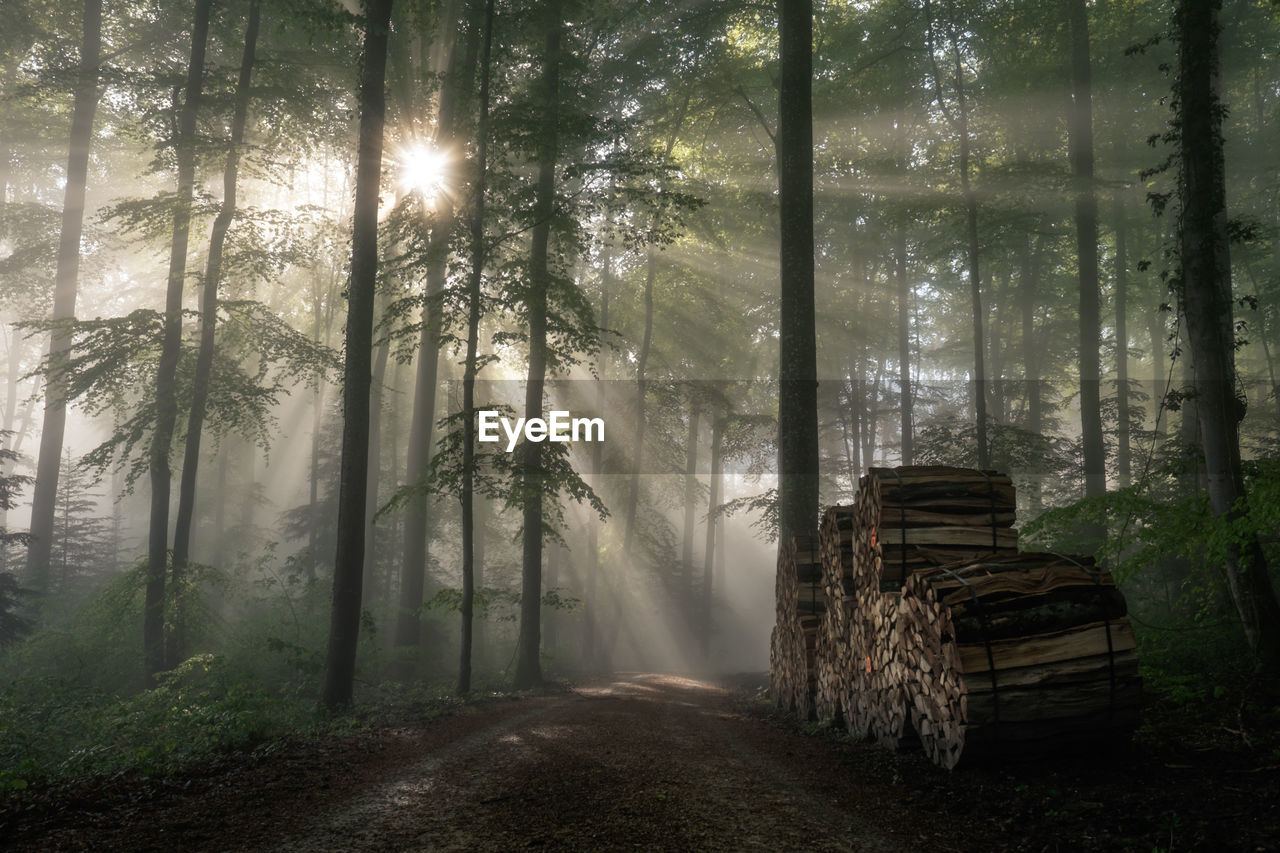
[896,222,912,465]
[361,297,390,609]
[458,0,495,697]
[321,0,394,710]
[168,0,260,668]
[1067,0,1107,508]
[777,0,819,543]
[584,244,611,673]
[513,0,562,690]
[145,0,212,683]
[26,0,102,597]
[1114,193,1131,488]
[681,401,700,599]
[954,44,989,470]
[394,14,464,674]
[622,248,655,557]
[701,415,723,662]
[1176,0,1280,676]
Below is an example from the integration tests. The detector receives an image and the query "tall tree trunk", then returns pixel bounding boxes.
[168,0,260,668]
[954,44,989,470]
[394,14,463,673]
[584,244,611,673]
[26,0,102,596]
[513,0,562,690]
[896,223,912,464]
[458,0,495,697]
[681,401,700,601]
[1176,0,1280,675]
[361,299,390,608]
[145,0,212,683]
[776,0,818,543]
[321,0,394,710]
[1114,193,1132,488]
[700,415,723,662]
[622,248,655,557]
[1067,0,1107,508]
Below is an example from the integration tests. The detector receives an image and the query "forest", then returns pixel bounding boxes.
[2,0,1279,848]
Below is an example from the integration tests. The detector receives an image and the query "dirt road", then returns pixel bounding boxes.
[7,673,1278,851]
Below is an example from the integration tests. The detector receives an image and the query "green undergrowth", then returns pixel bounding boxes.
[0,562,531,799]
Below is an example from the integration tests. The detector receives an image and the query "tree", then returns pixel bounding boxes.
[168,0,261,669]
[1066,0,1106,511]
[1174,0,1280,676]
[145,0,213,683]
[322,0,395,710]
[394,3,463,676]
[458,0,495,696]
[26,0,102,597]
[776,0,818,543]
[513,0,563,690]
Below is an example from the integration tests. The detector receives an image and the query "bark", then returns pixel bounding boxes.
[459,0,495,697]
[361,297,390,608]
[622,248,655,557]
[1176,0,1280,676]
[700,414,723,661]
[168,0,260,668]
[513,0,562,690]
[1067,0,1106,506]
[896,222,912,465]
[1114,193,1131,488]
[681,401,700,596]
[955,44,989,470]
[321,0,394,710]
[146,0,212,683]
[394,12,464,670]
[584,244,612,672]
[777,0,819,543]
[27,0,102,596]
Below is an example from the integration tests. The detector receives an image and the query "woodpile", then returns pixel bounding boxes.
[815,506,856,724]
[769,533,823,719]
[897,552,1140,768]
[772,465,1140,768]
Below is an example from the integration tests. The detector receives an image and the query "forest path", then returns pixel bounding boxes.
[11,672,1276,850]
[264,673,895,852]
[8,673,910,852]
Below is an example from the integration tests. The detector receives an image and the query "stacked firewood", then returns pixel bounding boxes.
[773,465,1140,767]
[814,506,857,723]
[897,552,1140,768]
[769,533,823,719]
[859,466,1019,589]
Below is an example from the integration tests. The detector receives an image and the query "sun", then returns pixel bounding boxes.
[394,141,450,205]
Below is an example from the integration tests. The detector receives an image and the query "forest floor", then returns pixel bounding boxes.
[2,672,1278,851]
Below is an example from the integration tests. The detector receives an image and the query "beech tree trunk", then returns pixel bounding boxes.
[395,15,463,673]
[513,0,562,690]
[954,45,988,470]
[458,0,495,696]
[26,0,102,597]
[700,415,723,661]
[777,0,819,543]
[1114,194,1131,488]
[321,0,394,710]
[1175,0,1280,676]
[168,0,260,668]
[681,401,700,598]
[1067,0,1107,509]
[145,0,212,683]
